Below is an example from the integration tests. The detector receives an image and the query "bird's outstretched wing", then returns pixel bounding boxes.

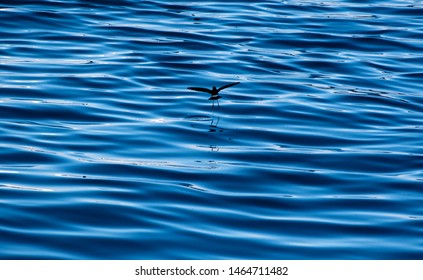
[187,87,213,94]
[217,82,240,92]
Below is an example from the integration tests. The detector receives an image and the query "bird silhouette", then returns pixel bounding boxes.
[188,82,240,108]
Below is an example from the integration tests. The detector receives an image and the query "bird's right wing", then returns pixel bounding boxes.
[217,82,240,92]
[187,87,213,94]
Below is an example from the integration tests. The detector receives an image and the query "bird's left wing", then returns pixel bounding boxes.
[187,87,213,94]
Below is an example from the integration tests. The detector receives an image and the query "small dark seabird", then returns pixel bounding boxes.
[188,82,240,108]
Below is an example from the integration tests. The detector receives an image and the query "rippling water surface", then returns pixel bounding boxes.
[1,0,422,259]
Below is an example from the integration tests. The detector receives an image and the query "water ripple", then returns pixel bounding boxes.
[0,0,422,259]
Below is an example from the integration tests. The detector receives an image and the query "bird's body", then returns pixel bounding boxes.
[208,95,221,101]
[187,82,240,108]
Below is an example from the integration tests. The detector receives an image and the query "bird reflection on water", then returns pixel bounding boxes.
[209,145,219,152]
[209,116,221,133]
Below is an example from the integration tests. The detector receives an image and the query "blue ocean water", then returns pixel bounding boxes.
[0,0,422,259]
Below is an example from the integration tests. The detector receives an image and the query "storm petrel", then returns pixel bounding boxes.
[188,82,240,108]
